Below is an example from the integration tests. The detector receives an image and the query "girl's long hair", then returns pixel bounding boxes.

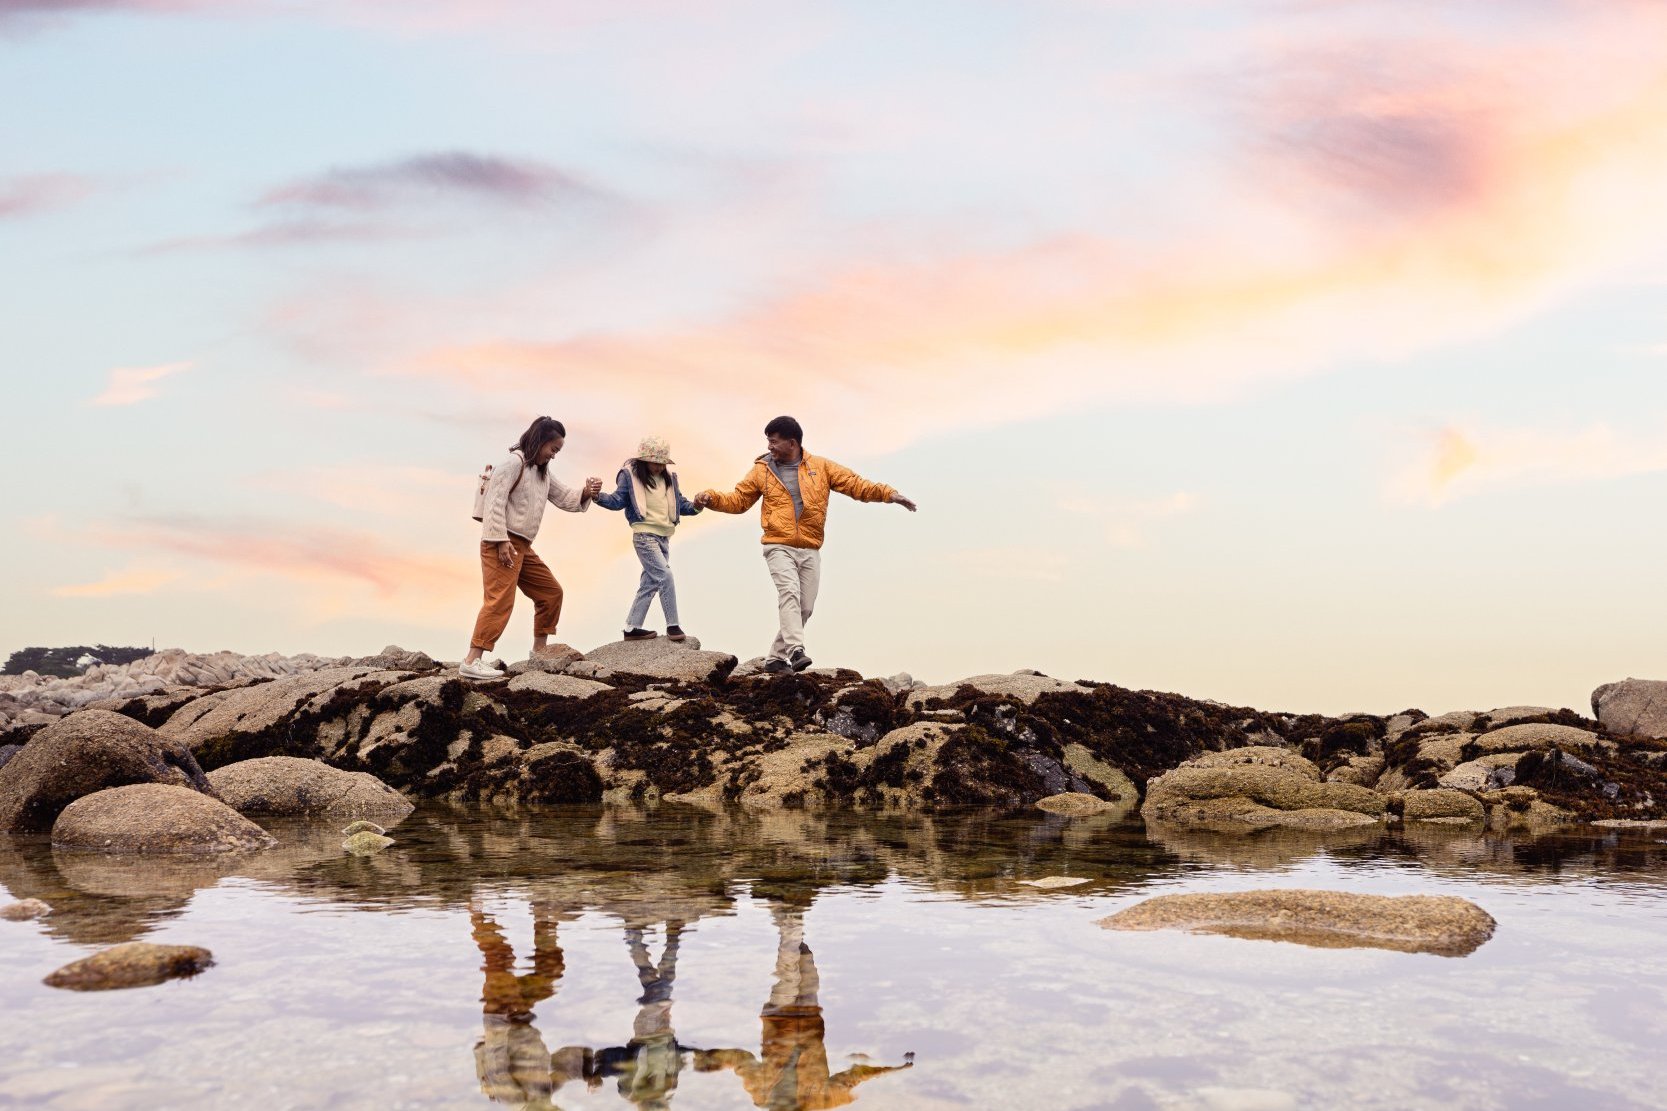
[632,459,665,488]
[512,416,566,478]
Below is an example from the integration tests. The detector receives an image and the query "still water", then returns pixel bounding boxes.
[3,805,1667,1110]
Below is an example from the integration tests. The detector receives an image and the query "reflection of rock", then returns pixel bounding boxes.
[2,897,50,920]
[1036,792,1121,816]
[343,830,394,854]
[0,710,215,833]
[1097,889,1496,956]
[1142,747,1385,832]
[206,756,413,823]
[1592,678,1667,740]
[52,784,277,854]
[43,941,214,991]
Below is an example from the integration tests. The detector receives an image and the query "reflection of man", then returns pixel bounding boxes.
[697,904,913,1109]
[472,900,566,1109]
[695,416,916,674]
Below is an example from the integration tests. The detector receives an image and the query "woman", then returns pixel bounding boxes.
[461,416,602,680]
[593,436,702,641]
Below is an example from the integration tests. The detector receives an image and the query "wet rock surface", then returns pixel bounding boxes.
[42,941,214,990]
[205,756,413,823]
[1097,890,1497,956]
[0,710,216,833]
[2,897,50,920]
[52,784,278,855]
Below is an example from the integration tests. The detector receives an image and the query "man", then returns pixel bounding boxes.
[696,416,916,673]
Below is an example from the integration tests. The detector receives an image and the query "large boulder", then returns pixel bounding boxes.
[43,941,214,991]
[205,757,413,823]
[575,638,736,684]
[0,710,216,833]
[158,666,401,750]
[1592,678,1667,740]
[1096,890,1496,956]
[1142,746,1386,831]
[52,784,277,854]
[1469,722,1599,755]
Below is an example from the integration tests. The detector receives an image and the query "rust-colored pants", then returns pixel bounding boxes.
[471,537,563,651]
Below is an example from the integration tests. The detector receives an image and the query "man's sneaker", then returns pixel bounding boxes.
[459,659,503,681]
[623,628,657,640]
[788,647,813,672]
[763,657,792,674]
[666,626,688,642]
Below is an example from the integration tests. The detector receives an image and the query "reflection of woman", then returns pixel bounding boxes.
[586,921,691,1110]
[472,901,566,1109]
[697,905,913,1109]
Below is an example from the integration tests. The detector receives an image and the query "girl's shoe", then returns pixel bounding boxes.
[623,628,657,640]
[459,659,504,680]
[666,626,688,642]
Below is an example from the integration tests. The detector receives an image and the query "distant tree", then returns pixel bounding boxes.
[2,645,153,678]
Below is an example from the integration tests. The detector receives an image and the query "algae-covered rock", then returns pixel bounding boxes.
[52,784,277,855]
[44,941,214,990]
[1439,753,1520,792]
[1399,788,1485,823]
[1142,753,1385,833]
[0,710,217,834]
[158,666,398,749]
[206,756,413,823]
[1470,723,1599,755]
[1097,890,1495,956]
[505,672,612,699]
[342,830,394,855]
[1036,792,1119,816]
[2,897,51,921]
[906,671,1091,709]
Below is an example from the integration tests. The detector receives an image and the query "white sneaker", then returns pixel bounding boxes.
[459,659,503,680]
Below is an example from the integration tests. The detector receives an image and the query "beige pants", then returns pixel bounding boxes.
[764,544,820,661]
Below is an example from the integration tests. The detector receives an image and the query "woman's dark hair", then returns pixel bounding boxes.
[512,416,566,477]
[764,415,803,443]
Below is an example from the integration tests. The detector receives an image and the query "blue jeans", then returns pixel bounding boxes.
[626,532,678,629]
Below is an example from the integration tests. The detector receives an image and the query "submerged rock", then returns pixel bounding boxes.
[43,941,214,990]
[1019,875,1091,888]
[1036,792,1120,816]
[205,756,413,823]
[0,710,216,834]
[52,784,277,854]
[1097,889,1496,956]
[2,897,51,921]
[341,820,385,836]
[342,830,394,855]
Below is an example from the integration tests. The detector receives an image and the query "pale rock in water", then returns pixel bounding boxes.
[52,783,277,855]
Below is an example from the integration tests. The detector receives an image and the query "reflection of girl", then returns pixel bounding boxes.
[593,437,702,642]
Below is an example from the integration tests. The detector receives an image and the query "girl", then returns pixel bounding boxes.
[593,435,702,641]
[460,416,603,680]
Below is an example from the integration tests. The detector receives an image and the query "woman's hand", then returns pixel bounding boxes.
[583,476,603,498]
[497,541,516,568]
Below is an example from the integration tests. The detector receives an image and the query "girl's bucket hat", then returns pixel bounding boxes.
[637,435,674,465]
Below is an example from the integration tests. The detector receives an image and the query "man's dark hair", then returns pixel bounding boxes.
[764,415,803,443]
[512,416,566,477]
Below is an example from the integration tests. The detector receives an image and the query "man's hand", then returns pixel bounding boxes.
[496,541,517,568]
[693,491,711,508]
[892,493,918,512]
[583,477,603,498]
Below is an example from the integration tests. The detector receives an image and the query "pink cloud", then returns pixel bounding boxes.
[52,568,181,598]
[0,174,94,219]
[89,360,192,406]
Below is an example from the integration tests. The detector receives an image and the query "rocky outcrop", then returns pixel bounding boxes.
[577,637,737,683]
[43,941,214,990]
[1141,747,1386,831]
[1592,678,1667,740]
[205,757,413,823]
[0,710,216,833]
[52,784,277,854]
[1096,890,1496,956]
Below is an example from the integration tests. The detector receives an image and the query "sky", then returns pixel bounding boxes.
[4,0,1667,716]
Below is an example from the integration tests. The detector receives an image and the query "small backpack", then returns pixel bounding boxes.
[470,454,525,522]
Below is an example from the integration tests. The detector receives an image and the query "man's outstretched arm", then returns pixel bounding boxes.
[825,460,917,512]
[697,464,766,513]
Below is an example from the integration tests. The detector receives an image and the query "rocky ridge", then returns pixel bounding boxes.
[2,643,1664,827]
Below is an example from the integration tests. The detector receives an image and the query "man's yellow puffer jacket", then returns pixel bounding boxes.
[702,452,895,549]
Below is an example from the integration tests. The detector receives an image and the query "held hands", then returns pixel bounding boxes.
[693,491,712,509]
[582,477,603,498]
[496,541,517,568]
[892,493,918,512]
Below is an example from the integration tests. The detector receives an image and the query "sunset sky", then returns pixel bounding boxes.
[5,0,1667,715]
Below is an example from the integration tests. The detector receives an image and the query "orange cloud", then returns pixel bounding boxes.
[89,360,192,406]
[51,568,181,598]
[1390,421,1667,506]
